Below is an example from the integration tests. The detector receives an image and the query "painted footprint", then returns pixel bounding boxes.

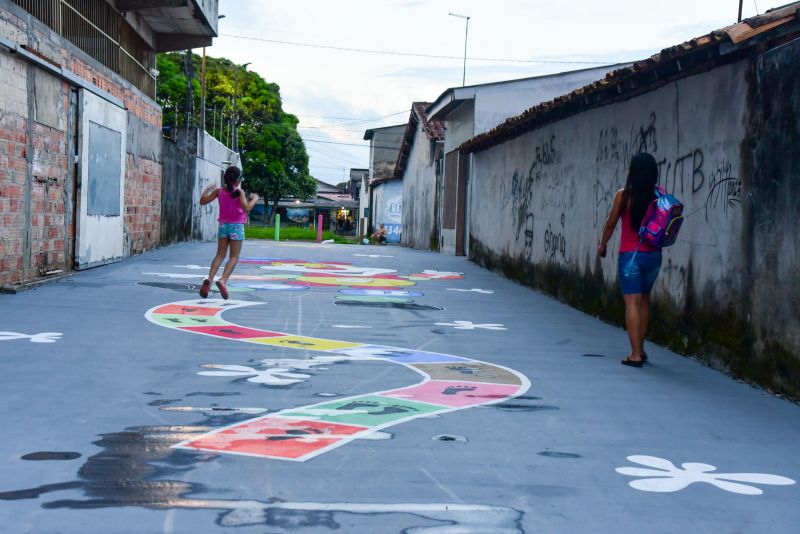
[146,299,531,461]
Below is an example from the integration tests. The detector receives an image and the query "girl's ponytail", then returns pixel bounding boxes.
[223,166,242,198]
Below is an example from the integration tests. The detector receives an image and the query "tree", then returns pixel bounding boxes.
[240,119,316,224]
[156,52,314,224]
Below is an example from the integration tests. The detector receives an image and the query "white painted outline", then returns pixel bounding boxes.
[145,299,531,462]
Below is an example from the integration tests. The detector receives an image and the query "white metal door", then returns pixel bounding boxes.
[75,90,127,269]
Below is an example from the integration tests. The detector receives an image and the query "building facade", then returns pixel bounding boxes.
[0,0,217,288]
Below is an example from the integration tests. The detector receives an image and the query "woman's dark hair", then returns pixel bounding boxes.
[223,166,242,198]
[622,152,658,231]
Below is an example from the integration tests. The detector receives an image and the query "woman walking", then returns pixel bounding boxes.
[597,153,662,368]
[198,165,259,299]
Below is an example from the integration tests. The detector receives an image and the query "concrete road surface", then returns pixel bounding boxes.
[0,240,797,533]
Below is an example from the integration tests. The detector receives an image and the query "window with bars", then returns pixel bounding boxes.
[11,0,155,97]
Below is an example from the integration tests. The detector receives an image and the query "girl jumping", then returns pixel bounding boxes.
[198,165,259,299]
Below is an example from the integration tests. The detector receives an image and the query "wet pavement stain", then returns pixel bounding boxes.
[492,403,559,412]
[538,451,581,459]
[0,423,525,532]
[148,399,182,406]
[432,434,468,442]
[186,392,241,397]
[142,391,162,396]
[21,452,81,461]
[137,281,200,293]
[334,300,444,311]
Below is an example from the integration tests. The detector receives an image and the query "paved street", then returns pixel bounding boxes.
[0,240,798,533]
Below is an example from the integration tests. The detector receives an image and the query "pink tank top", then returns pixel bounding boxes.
[217,188,246,224]
[620,207,660,253]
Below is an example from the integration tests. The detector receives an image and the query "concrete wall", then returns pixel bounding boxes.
[368,125,404,182]
[467,45,800,397]
[401,122,440,250]
[160,128,236,245]
[0,2,162,286]
[194,130,237,241]
[372,179,403,243]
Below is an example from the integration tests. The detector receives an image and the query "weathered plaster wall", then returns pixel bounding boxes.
[401,125,439,250]
[194,130,236,241]
[468,53,800,396]
[368,125,404,182]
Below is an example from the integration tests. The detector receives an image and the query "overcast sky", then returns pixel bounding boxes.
[208,0,775,185]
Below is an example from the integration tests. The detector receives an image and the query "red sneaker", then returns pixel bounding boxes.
[199,279,211,298]
[215,280,229,300]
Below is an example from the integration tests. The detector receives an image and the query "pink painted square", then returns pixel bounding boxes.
[180,416,368,459]
[152,304,220,316]
[179,325,284,339]
[382,380,522,407]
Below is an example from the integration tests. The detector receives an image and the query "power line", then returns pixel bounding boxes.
[304,138,402,149]
[219,33,611,65]
[293,110,408,121]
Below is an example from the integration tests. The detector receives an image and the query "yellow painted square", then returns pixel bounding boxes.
[251,335,363,352]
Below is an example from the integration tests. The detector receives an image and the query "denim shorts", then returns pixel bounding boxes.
[618,251,662,295]
[218,223,245,241]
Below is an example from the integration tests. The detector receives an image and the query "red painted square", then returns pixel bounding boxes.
[181,416,368,459]
[153,304,220,316]
[179,325,284,339]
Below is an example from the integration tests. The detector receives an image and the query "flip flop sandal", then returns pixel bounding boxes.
[215,280,229,300]
[199,279,211,298]
[621,357,644,368]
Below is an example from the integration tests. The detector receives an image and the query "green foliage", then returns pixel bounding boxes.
[245,226,355,244]
[156,51,315,223]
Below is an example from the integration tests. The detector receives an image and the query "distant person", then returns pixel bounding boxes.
[597,153,662,368]
[371,223,387,244]
[198,165,259,299]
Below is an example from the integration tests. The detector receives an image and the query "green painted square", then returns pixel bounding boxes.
[150,314,227,328]
[282,395,444,427]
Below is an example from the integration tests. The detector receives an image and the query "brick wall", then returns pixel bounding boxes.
[0,3,162,286]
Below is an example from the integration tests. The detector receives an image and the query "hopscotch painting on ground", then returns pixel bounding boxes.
[145,299,530,462]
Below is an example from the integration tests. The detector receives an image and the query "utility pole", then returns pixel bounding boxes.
[183,49,194,129]
[449,13,470,87]
[200,47,207,132]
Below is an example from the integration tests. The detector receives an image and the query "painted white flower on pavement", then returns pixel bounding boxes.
[616,455,796,495]
[199,356,352,386]
[199,364,312,386]
[446,288,494,294]
[0,332,62,343]
[434,321,507,331]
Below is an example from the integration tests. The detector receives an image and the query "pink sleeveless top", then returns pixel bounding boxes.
[218,188,246,224]
[620,207,660,253]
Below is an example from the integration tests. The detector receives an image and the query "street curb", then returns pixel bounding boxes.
[0,272,74,294]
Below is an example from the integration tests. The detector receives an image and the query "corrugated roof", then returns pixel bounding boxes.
[461,2,800,153]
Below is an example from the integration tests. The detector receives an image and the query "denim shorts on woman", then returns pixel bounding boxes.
[218,222,245,241]
[618,251,662,295]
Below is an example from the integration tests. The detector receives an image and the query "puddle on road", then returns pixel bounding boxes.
[0,423,524,532]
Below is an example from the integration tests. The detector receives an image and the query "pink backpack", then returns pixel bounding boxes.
[639,186,684,248]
